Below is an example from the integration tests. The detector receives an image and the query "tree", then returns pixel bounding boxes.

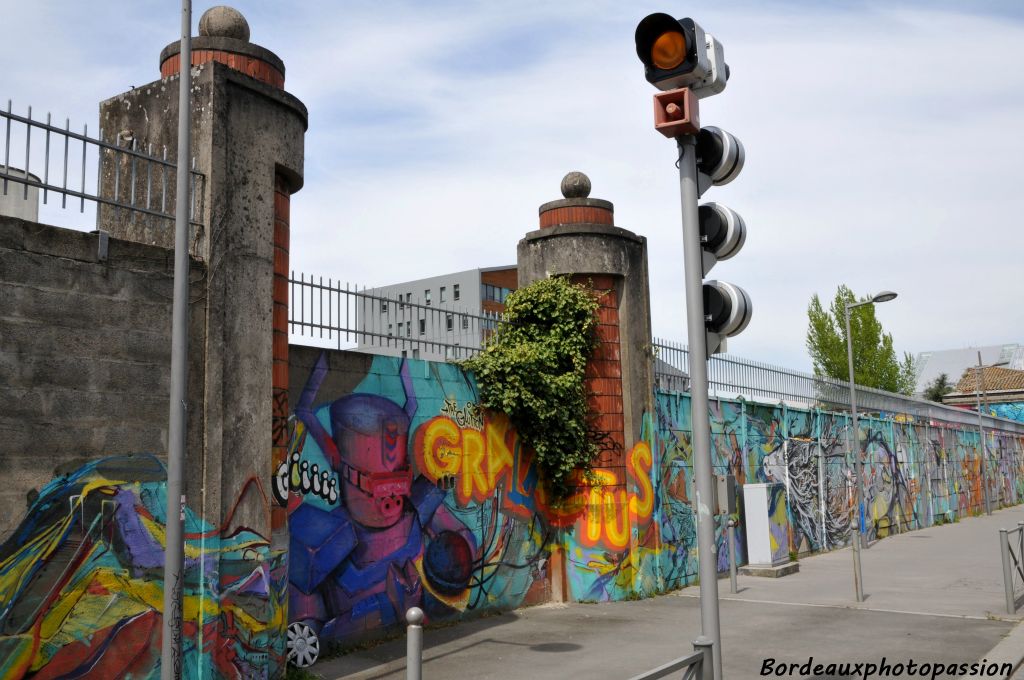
[923,373,954,402]
[806,285,917,395]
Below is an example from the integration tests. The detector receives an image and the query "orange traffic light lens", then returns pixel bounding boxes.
[651,31,686,70]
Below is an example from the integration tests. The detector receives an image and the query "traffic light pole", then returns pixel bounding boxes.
[676,135,723,679]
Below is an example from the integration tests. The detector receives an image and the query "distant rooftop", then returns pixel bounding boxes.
[914,344,1024,394]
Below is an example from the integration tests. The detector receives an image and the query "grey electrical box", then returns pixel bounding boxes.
[715,473,737,515]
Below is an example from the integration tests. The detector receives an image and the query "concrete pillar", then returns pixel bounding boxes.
[95,6,305,677]
[517,171,655,477]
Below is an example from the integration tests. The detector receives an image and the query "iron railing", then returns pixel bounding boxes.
[627,638,712,680]
[288,272,503,360]
[999,522,1024,614]
[652,337,1024,434]
[1,99,204,227]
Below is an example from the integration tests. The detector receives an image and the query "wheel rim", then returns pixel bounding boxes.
[287,622,320,668]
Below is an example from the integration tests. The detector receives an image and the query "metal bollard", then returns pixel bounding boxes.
[1000,529,1015,614]
[692,636,714,680]
[727,518,738,594]
[406,607,424,680]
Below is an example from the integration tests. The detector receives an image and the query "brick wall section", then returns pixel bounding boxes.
[272,176,290,534]
[160,50,284,88]
[575,273,626,481]
[539,205,614,229]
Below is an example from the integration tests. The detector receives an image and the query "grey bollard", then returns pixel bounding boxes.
[406,607,424,680]
[727,518,738,594]
[693,636,714,680]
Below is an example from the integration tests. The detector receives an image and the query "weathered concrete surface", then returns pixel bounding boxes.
[309,505,1024,679]
[99,60,306,543]
[0,215,206,541]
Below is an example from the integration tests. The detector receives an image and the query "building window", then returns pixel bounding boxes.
[425,289,432,306]
[461,317,469,330]
[440,286,446,302]
[446,314,453,331]
[418,319,426,335]
[482,284,513,303]
[396,322,403,336]
[387,323,393,336]
[453,284,460,301]
[381,300,388,313]
[406,322,411,338]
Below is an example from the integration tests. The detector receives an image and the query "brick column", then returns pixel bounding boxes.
[272,176,291,534]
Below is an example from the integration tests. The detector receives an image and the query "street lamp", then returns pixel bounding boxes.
[975,355,1009,516]
[844,290,897,603]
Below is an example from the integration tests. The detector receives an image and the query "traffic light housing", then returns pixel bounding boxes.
[696,126,744,190]
[635,13,728,97]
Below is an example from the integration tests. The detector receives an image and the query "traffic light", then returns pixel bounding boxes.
[696,126,744,189]
[634,13,728,96]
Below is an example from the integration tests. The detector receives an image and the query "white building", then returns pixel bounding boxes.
[355,265,517,361]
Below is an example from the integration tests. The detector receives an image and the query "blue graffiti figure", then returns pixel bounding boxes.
[286,353,476,666]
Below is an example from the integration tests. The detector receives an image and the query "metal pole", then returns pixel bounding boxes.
[844,303,865,602]
[693,636,714,680]
[161,2,191,678]
[677,136,723,678]
[976,352,992,515]
[406,607,424,680]
[1000,528,1014,614]
[727,518,738,594]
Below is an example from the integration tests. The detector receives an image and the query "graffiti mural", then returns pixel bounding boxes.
[989,402,1024,423]
[283,352,556,661]
[0,455,284,680]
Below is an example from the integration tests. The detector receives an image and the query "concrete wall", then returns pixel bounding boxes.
[0,215,206,541]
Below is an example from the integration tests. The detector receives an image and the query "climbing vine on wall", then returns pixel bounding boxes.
[463,276,599,499]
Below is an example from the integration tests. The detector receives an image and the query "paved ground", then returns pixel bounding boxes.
[310,506,1024,679]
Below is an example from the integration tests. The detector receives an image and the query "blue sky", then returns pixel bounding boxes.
[6,1,1024,372]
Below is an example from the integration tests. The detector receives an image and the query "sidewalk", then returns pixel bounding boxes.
[311,506,1024,679]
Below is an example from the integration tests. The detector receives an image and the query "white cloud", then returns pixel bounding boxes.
[5,1,1022,371]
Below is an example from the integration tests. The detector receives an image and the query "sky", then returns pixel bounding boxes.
[5,0,1023,372]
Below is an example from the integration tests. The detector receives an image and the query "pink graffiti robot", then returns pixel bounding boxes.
[286,354,476,667]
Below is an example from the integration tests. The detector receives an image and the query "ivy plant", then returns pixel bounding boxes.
[462,276,599,499]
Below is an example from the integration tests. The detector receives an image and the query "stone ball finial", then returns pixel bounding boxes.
[560,171,591,199]
[199,6,250,42]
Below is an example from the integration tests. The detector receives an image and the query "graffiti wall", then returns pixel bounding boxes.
[989,402,1024,423]
[0,455,285,679]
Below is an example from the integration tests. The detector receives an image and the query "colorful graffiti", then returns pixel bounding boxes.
[283,352,555,663]
[0,455,284,679]
[989,402,1024,423]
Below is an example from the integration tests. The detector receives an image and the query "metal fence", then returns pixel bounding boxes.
[1,99,203,228]
[289,272,503,360]
[627,638,712,680]
[999,522,1024,614]
[652,337,1024,434]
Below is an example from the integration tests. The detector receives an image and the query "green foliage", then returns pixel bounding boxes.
[806,285,917,395]
[923,373,955,402]
[462,276,599,499]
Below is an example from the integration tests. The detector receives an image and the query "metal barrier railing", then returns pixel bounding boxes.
[999,522,1024,614]
[1,99,204,228]
[626,637,712,680]
[652,338,1024,434]
[289,272,503,360]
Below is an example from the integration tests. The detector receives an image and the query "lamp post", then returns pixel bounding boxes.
[975,355,1009,516]
[844,290,897,603]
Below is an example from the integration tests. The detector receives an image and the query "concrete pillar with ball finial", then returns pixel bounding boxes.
[96,6,306,676]
[518,172,656,599]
